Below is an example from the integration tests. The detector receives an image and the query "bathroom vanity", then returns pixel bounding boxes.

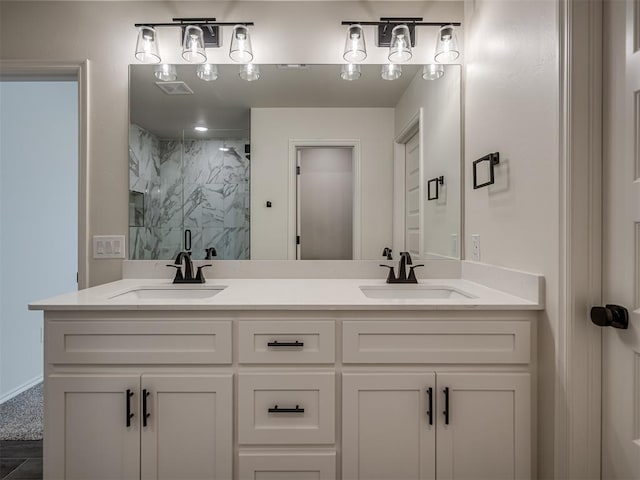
[31,264,542,480]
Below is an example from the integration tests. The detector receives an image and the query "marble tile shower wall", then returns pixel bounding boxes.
[129,124,250,260]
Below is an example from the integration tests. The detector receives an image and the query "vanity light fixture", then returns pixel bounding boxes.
[340,63,361,81]
[194,126,209,132]
[388,24,413,62]
[133,18,255,64]
[422,64,444,80]
[381,63,402,81]
[219,146,231,152]
[230,25,254,63]
[343,24,367,63]
[154,64,177,81]
[135,26,161,63]
[239,63,260,81]
[340,18,461,64]
[197,64,219,81]
[434,24,460,63]
[182,26,207,63]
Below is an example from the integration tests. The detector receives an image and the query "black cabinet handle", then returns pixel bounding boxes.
[267,340,304,347]
[426,387,433,425]
[268,404,305,413]
[443,387,450,425]
[126,389,134,427]
[142,389,150,427]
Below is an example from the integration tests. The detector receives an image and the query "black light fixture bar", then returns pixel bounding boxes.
[134,18,254,27]
[341,18,461,27]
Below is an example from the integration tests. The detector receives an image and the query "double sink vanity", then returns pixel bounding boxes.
[31,259,543,480]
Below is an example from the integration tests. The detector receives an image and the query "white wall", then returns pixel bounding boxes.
[395,66,461,259]
[0,0,463,286]
[463,0,559,476]
[0,81,78,400]
[251,108,394,259]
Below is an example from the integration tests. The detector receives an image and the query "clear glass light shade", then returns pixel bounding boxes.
[239,63,260,81]
[135,26,161,63]
[182,26,207,63]
[422,64,445,80]
[388,25,412,63]
[230,25,254,63]
[343,24,366,63]
[197,64,219,81]
[340,63,361,81]
[381,63,402,81]
[154,64,177,81]
[434,25,460,63]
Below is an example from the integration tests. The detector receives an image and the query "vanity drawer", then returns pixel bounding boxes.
[48,320,232,364]
[343,320,530,364]
[238,320,335,364]
[238,372,335,445]
[239,451,336,480]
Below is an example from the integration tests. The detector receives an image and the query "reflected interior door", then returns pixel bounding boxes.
[405,132,421,257]
[602,0,640,477]
[297,147,353,260]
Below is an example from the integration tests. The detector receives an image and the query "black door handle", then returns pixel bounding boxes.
[267,340,304,347]
[142,389,150,427]
[443,387,450,425]
[126,389,134,427]
[268,404,305,413]
[590,304,629,329]
[426,387,433,425]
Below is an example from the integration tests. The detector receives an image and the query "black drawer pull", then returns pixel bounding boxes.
[426,387,433,425]
[267,340,304,347]
[443,387,450,425]
[268,404,305,413]
[142,389,150,427]
[126,389,134,427]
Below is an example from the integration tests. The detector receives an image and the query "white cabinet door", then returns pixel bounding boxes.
[436,373,531,480]
[342,372,436,480]
[47,374,141,480]
[140,374,233,480]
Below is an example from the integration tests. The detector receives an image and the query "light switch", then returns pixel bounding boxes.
[93,235,126,259]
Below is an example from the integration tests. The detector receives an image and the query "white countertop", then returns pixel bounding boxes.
[29,277,543,311]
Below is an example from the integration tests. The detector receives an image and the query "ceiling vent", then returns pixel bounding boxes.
[155,81,194,95]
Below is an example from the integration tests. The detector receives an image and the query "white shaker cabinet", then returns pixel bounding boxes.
[342,373,437,480]
[47,373,233,480]
[342,372,531,480]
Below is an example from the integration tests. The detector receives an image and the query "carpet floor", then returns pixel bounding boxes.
[0,385,43,441]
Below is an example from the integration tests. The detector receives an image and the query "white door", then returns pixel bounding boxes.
[601,0,640,477]
[140,374,233,480]
[46,375,140,480]
[342,372,436,480]
[435,373,531,480]
[405,132,421,257]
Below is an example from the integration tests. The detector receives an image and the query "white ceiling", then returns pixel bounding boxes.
[130,64,437,139]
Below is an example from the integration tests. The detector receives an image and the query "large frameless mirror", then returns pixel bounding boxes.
[129,64,461,260]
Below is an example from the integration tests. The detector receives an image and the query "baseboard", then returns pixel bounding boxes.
[0,375,43,405]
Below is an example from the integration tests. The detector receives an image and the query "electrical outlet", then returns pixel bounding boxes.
[93,235,126,259]
[451,234,459,257]
[471,234,481,261]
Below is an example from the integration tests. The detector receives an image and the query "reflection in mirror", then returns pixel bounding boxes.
[129,64,461,261]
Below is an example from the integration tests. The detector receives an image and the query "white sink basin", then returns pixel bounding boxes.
[109,285,226,301]
[359,285,475,299]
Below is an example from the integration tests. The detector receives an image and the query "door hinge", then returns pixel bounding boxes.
[296,235,300,245]
[296,166,301,175]
[76,272,79,283]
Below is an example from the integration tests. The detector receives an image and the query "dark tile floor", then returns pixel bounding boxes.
[0,441,42,480]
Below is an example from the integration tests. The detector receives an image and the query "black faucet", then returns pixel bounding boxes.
[205,247,217,260]
[382,247,393,260]
[167,251,211,284]
[380,251,424,284]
